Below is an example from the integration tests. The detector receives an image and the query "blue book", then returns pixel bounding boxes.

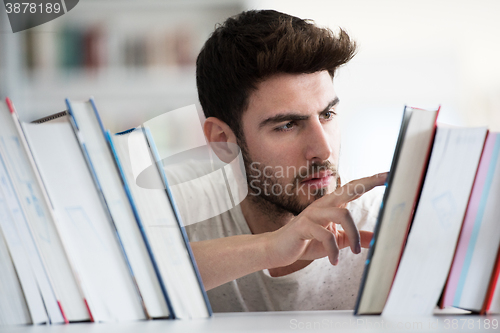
[65,98,173,319]
[111,125,212,319]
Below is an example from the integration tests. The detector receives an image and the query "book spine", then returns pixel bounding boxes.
[354,107,411,315]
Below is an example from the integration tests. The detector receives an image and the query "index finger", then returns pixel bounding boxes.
[326,172,388,207]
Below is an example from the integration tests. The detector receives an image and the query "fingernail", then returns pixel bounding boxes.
[355,243,361,254]
[334,258,339,265]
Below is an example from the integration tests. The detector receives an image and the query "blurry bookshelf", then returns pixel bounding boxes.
[0,0,248,132]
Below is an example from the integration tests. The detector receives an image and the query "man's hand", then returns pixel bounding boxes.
[264,173,387,268]
[191,172,387,290]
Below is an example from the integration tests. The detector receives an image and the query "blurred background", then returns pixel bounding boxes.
[1,0,499,181]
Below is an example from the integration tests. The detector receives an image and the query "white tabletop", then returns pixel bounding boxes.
[2,310,500,333]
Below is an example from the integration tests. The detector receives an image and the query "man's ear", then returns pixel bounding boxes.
[204,117,240,163]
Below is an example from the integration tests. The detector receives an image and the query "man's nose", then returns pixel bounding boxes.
[304,119,333,162]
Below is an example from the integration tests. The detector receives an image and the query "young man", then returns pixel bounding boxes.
[181,9,386,312]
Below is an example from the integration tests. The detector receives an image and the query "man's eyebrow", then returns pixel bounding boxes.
[258,97,340,129]
[258,113,309,129]
[324,97,340,112]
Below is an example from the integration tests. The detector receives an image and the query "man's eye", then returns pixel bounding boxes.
[275,121,295,132]
[321,110,337,120]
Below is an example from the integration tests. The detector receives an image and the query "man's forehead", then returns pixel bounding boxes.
[245,71,337,121]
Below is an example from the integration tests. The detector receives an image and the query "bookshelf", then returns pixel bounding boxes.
[0,0,248,132]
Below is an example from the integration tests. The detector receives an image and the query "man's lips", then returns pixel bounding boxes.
[301,170,334,187]
[301,170,333,182]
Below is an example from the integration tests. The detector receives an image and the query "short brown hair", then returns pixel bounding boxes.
[196,10,356,139]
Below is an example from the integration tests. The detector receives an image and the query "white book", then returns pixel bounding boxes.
[0,181,32,326]
[0,100,89,322]
[66,98,170,319]
[383,126,488,316]
[0,154,49,325]
[443,132,500,312]
[459,133,500,311]
[22,117,146,323]
[111,128,211,319]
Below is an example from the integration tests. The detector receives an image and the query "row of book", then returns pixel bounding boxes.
[355,106,500,315]
[25,24,195,72]
[0,98,211,326]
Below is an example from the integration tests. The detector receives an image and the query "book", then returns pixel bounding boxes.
[383,126,488,315]
[59,26,84,69]
[0,208,31,326]
[0,151,50,325]
[1,99,90,322]
[442,132,500,312]
[355,106,439,315]
[111,127,212,319]
[0,102,68,325]
[65,98,171,319]
[21,113,146,322]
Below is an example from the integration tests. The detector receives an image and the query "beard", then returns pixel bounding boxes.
[239,139,338,216]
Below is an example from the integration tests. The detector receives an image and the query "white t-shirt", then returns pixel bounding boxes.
[165,160,383,312]
[185,191,382,312]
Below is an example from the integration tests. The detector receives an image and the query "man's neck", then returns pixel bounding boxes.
[239,195,314,277]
